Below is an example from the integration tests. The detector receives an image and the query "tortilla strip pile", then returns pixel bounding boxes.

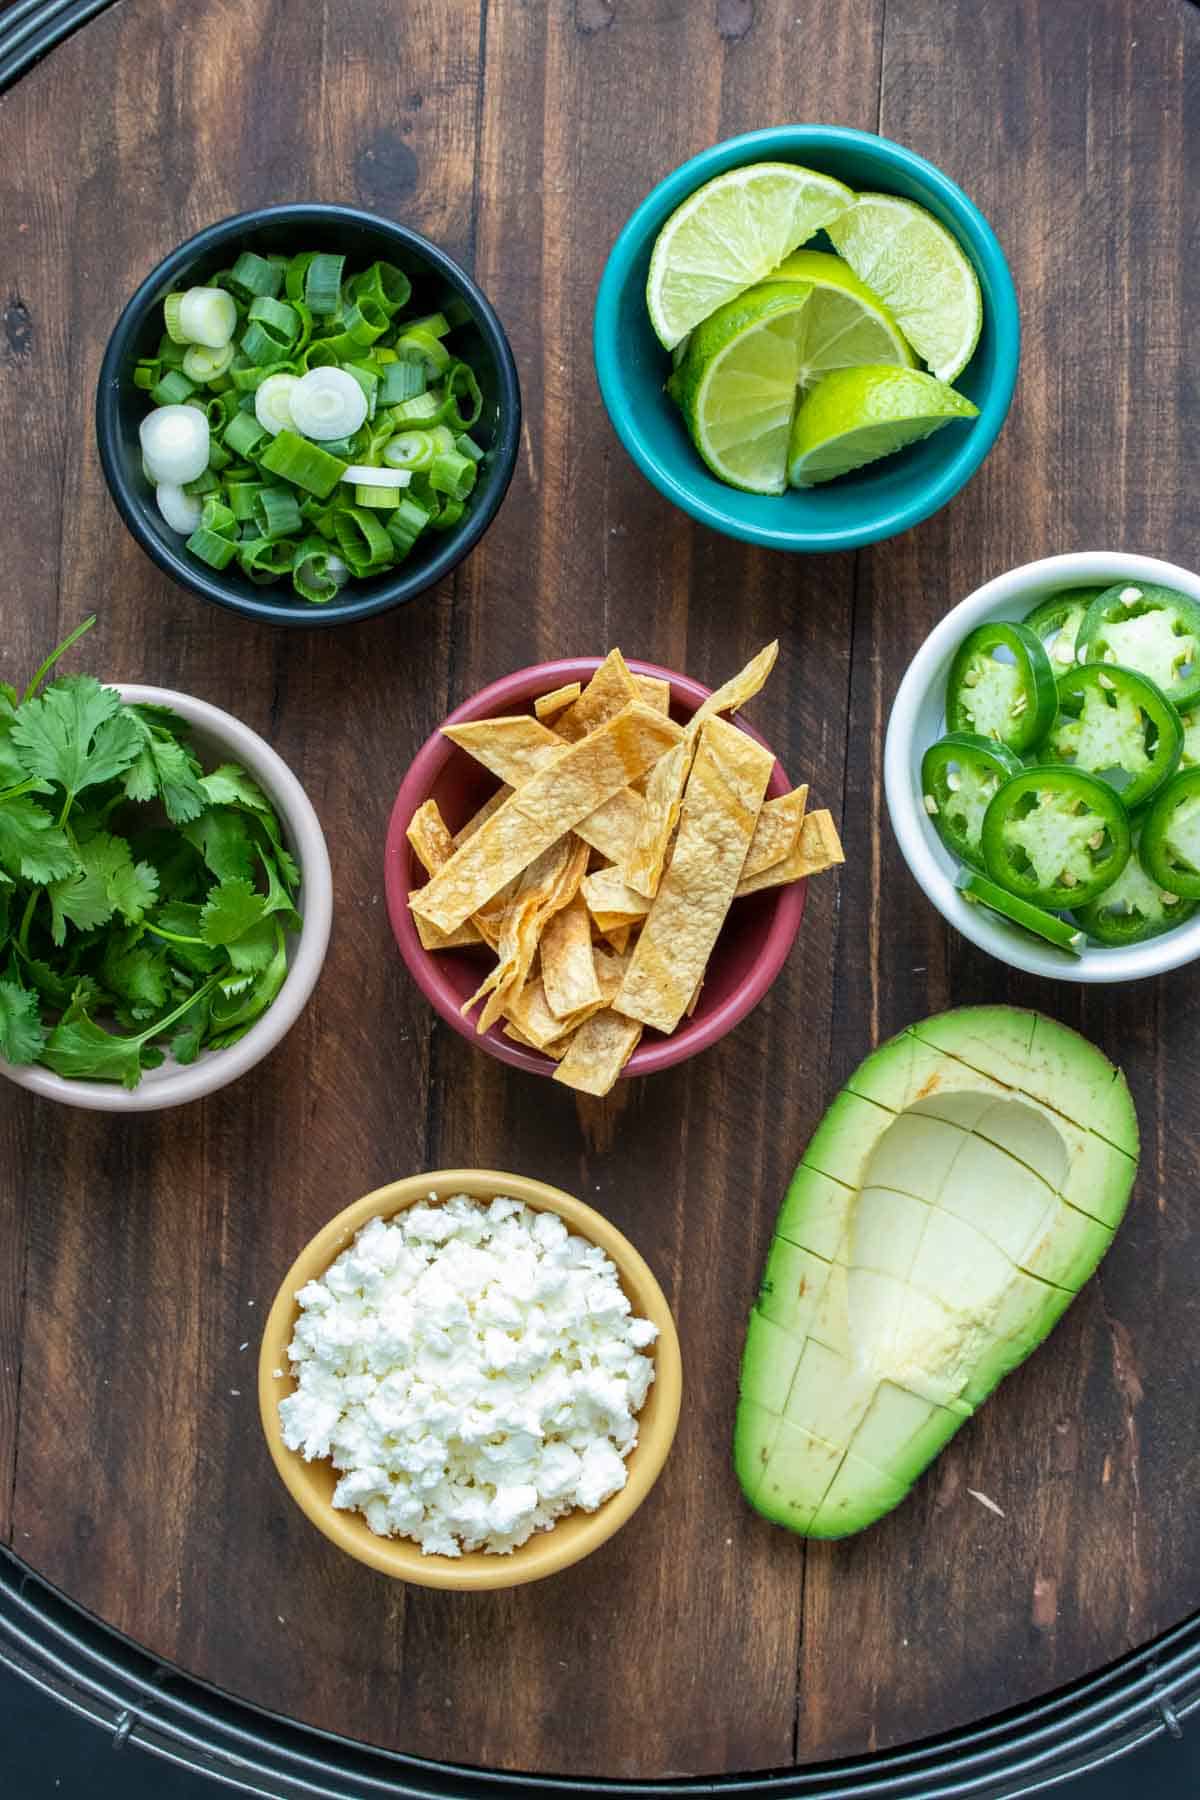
[407,646,844,1095]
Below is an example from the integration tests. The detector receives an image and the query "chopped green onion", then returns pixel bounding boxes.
[430,497,467,531]
[428,425,457,455]
[386,496,432,558]
[185,526,239,569]
[443,295,473,328]
[455,432,484,463]
[206,437,233,473]
[346,261,412,316]
[228,251,283,299]
[141,404,210,484]
[186,394,229,430]
[182,467,220,497]
[284,251,316,303]
[151,368,196,406]
[133,359,162,391]
[333,505,394,576]
[288,366,368,440]
[395,326,452,375]
[254,371,299,437]
[342,362,379,418]
[166,287,238,349]
[157,334,188,369]
[430,450,477,501]
[252,486,304,540]
[341,464,412,488]
[258,429,347,498]
[379,360,427,405]
[246,294,301,351]
[383,430,435,472]
[444,361,483,429]
[404,312,451,340]
[353,484,400,508]
[291,537,348,603]
[228,358,293,393]
[182,341,235,383]
[226,479,266,522]
[223,410,268,458]
[155,482,203,534]
[238,537,296,582]
[304,252,345,316]
[389,389,448,428]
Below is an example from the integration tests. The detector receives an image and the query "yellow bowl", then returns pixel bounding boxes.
[258,1169,683,1590]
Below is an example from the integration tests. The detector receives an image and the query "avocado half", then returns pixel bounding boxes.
[735,1007,1139,1540]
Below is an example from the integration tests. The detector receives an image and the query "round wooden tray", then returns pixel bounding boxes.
[2,0,1198,1784]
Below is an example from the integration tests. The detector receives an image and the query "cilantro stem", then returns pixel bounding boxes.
[0,777,42,803]
[136,970,223,1046]
[17,889,39,956]
[143,921,207,947]
[22,616,97,703]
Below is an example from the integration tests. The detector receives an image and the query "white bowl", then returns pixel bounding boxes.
[1,685,333,1110]
[884,551,1200,984]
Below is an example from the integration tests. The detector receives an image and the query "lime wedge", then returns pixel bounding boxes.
[771,248,914,391]
[786,364,979,488]
[646,162,854,351]
[826,194,983,381]
[669,281,813,494]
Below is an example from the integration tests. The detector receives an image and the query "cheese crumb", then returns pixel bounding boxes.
[279,1194,658,1557]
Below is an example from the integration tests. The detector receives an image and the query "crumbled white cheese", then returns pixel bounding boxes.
[278,1194,658,1557]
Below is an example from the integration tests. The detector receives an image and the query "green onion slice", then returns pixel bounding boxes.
[304,252,345,316]
[258,430,347,499]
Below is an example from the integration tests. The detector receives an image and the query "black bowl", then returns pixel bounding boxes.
[96,204,522,628]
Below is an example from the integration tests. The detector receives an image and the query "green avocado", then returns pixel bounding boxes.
[736,1006,1138,1539]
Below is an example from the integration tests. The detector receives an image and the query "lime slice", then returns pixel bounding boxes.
[787,364,979,488]
[668,281,813,494]
[646,161,854,351]
[772,249,915,391]
[826,194,983,381]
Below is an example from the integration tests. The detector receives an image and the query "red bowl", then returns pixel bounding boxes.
[384,658,806,1080]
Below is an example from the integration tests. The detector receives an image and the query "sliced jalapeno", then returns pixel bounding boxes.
[1043,662,1182,809]
[945,621,1057,753]
[1178,706,1200,769]
[920,732,1025,872]
[1138,768,1200,899]
[1023,586,1105,672]
[1074,832,1197,945]
[981,767,1131,908]
[1078,582,1200,709]
[958,872,1085,956]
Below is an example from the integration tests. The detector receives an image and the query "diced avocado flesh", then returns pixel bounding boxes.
[735,1008,1138,1539]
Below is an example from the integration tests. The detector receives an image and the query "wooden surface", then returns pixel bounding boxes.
[1,0,1198,1780]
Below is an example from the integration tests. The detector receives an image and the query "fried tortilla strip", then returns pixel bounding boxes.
[581,866,651,930]
[534,681,582,722]
[598,922,631,954]
[411,702,681,933]
[443,716,648,871]
[463,834,588,1033]
[735,808,844,896]
[504,1021,568,1060]
[553,1007,644,1097]
[553,648,638,743]
[444,717,567,786]
[685,641,779,741]
[614,716,774,1033]
[406,799,484,949]
[540,892,602,1019]
[686,978,703,1018]
[625,736,691,898]
[741,786,809,881]
[452,785,512,846]
[633,675,671,714]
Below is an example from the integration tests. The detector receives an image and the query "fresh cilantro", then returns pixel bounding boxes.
[0,796,76,884]
[0,979,47,1064]
[11,675,142,801]
[3,624,301,1086]
[199,876,267,947]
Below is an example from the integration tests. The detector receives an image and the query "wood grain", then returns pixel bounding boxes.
[0,0,1197,1780]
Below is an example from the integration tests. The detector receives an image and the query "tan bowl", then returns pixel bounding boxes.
[258,1170,683,1590]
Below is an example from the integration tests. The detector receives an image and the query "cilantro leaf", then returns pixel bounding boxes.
[169,991,211,1065]
[0,688,26,787]
[208,923,287,1033]
[123,728,206,824]
[225,918,279,973]
[11,675,142,798]
[183,806,256,884]
[0,796,76,883]
[107,857,159,925]
[128,827,205,903]
[198,763,273,814]
[101,934,169,1013]
[0,980,47,1065]
[199,876,266,946]
[40,1009,144,1087]
[275,845,301,893]
[48,865,113,943]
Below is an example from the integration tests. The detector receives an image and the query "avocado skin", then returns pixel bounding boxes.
[736,1007,1138,1540]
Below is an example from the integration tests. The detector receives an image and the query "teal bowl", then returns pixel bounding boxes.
[593,125,1020,552]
